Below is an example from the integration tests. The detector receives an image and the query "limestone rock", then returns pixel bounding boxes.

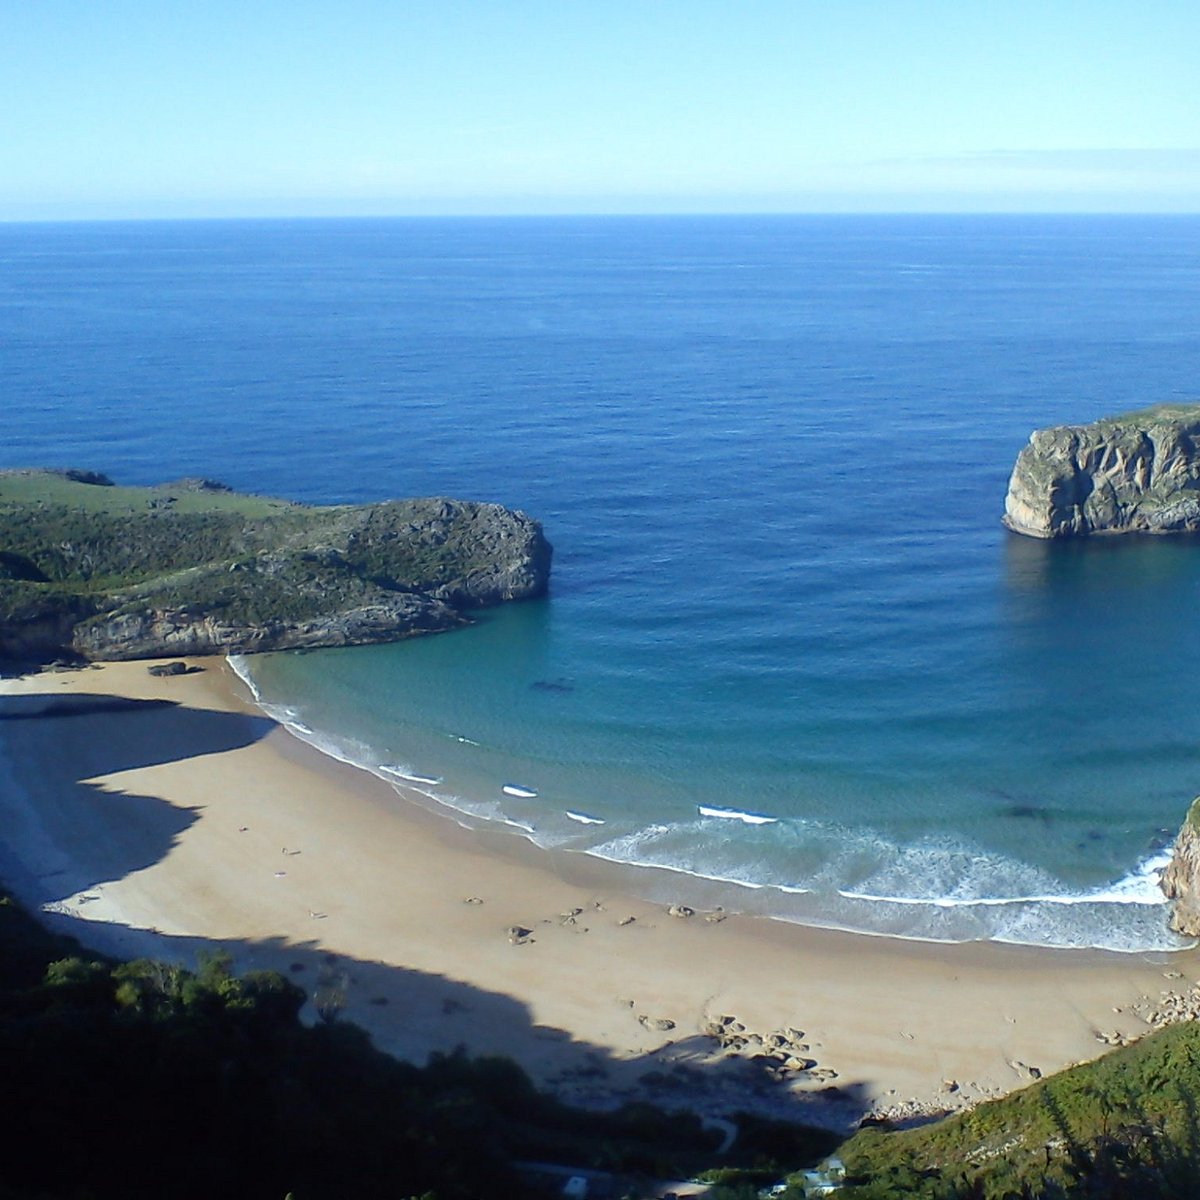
[1161,797,1200,936]
[1003,403,1200,538]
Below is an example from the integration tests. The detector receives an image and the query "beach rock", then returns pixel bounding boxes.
[1003,403,1200,538]
[1008,1060,1042,1081]
[785,1056,818,1072]
[147,661,188,677]
[667,904,695,918]
[1161,798,1200,936]
[638,1015,676,1032]
[1141,987,1200,1026]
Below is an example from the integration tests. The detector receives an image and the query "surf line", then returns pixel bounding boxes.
[698,804,778,826]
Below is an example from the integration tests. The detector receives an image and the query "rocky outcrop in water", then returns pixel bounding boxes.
[1003,404,1200,538]
[1161,798,1200,937]
[0,471,551,662]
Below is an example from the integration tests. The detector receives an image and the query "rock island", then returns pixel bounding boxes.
[1004,402,1200,538]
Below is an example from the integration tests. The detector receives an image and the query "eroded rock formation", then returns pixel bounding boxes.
[1004,404,1200,538]
[1161,798,1200,938]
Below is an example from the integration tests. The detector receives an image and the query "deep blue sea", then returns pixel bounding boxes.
[6,215,1200,950]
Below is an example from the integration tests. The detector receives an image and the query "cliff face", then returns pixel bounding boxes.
[1161,798,1200,937]
[0,473,551,662]
[1003,404,1200,538]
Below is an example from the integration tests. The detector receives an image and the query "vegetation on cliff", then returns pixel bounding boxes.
[0,470,551,661]
[826,1022,1200,1199]
[0,889,836,1199]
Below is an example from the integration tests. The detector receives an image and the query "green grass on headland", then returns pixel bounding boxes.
[0,470,296,518]
[829,1020,1200,1199]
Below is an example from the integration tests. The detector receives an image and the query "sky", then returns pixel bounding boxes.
[2,0,1198,219]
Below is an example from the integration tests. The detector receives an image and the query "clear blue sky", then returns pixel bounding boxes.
[2,0,1198,219]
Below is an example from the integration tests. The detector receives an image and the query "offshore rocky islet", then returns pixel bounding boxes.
[1003,402,1200,538]
[0,469,551,662]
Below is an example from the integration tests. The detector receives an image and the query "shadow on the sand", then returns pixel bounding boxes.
[2,688,875,1135]
[0,691,274,913]
[34,915,876,1134]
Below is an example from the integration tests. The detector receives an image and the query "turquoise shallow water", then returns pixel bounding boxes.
[6,215,1200,949]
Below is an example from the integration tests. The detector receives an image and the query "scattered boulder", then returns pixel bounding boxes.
[638,1015,676,1032]
[61,469,114,486]
[166,477,233,492]
[1008,1060,1042,1081]
[147,661,188,677]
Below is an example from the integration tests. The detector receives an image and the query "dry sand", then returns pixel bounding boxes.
[1,657,1195,1130]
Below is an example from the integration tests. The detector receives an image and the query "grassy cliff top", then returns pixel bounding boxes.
[0,469,300,518]
[1088,401,1200,430]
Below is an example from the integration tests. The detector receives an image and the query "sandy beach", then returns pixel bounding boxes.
[1,657,1195,1130]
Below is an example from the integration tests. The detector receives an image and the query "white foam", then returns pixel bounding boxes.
[230,657,338,754]
[502,784,539,799]
[565,810,606,826]
[698,804,778,826]
[379,765,443,786]
[586,825,779,891]
[228,654,262,702]
[837,849,1174,910]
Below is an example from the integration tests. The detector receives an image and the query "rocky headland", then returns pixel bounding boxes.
[1161,797,1200,938]
[1003,403,1200,538]
[0,470,551,662]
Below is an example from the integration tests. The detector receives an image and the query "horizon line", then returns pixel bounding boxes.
[4,208,1200,227]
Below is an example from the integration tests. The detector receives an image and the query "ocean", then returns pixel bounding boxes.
[6,214,1200,951]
